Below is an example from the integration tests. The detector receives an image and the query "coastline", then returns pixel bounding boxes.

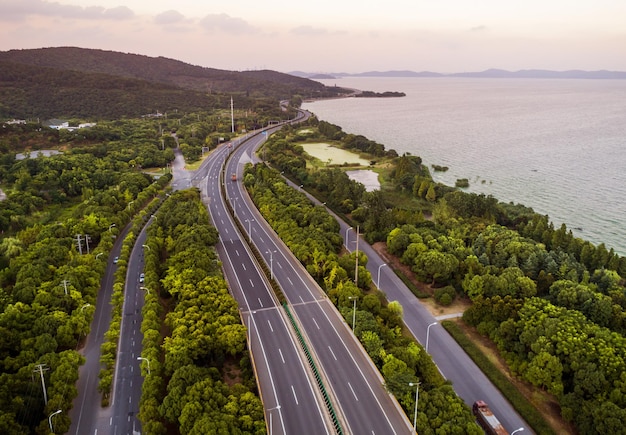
[303,77,626,256]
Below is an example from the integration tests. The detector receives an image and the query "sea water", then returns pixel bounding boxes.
[303,77,626,255]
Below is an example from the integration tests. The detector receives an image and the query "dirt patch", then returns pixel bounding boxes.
[222,357,243,387]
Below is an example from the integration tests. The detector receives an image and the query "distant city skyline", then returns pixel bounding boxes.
[1,0,625,74]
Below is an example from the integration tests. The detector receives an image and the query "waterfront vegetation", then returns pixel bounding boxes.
[301,142,372,167]
[2,97,626,434]
[258,116,626,434]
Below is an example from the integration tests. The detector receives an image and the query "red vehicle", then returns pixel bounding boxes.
[472,401,508,435]
[231,173,237,181]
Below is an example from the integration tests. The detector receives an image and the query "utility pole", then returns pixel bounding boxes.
[75,234,83,255]
[34,364,49,405]
[231,96,235,133]
[61,280,70,295]
[84,234,91,254]
[354,225,359,285]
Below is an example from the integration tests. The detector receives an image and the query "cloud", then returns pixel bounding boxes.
[199,13,257,34]
[154,10,187,25]
[469,25,488,32]
[0,0,134,21]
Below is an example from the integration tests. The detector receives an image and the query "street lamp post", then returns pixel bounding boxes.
[377,263,387,289]
[95,252,103,260]
[246,219,254,243]
[142,244,150,251]
[345,227,353,252]
[511,428,525,435]
[127,201,134,210]
[348,296,357,332]
[48,409,62,432]
[137,356,151,375]
[140,286,151,294]
[80,303,90,312]
[408,382,420,431]
[267,250,276,279]
[426,322,438,353]
[108,223,116,232]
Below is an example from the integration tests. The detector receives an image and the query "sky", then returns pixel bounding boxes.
[1,0,625,74]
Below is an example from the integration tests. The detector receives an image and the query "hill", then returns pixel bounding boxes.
[0,47,346,119]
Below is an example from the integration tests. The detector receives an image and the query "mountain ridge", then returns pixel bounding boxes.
[0,47,348,119]
[291,68,626,79]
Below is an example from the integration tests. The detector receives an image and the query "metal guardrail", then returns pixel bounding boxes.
[282,303,344,435]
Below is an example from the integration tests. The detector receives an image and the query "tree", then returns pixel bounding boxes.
[524,351,564,396]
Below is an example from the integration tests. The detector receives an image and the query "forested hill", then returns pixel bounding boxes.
[0,47,345,119]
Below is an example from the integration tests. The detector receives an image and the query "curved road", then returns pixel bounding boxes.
[193,132,336,435]
[224,132,414,434]
[278,123,532,434]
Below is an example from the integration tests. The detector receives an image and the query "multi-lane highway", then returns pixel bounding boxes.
[193,132,336,435]
[277,131,532,433]
[69,219,150,435]
[222,132,414,434]
[71,106,530,434]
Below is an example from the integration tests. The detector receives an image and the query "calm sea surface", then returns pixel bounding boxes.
[303,77,626,255]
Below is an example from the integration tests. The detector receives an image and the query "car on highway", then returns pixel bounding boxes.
[139,273,145,283]
[113,256,119,264]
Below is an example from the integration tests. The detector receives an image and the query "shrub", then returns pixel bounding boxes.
[434,285,456,306]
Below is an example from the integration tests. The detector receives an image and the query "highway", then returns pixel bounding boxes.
[69,228,123,435]
[70,107,529,434]
[283,155,532,433]
[224,132,414,434]
[193,133,336,435]
[69,219,149,435]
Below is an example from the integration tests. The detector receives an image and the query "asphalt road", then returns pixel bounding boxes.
[292,170,532,434]
[349,229,531,433]
[195,133,335,435]
[68,220,149,435]
[225,133,414,434]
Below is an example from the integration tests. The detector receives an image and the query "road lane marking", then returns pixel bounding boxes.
[312,318,320,329]
[300,295,305,304]
[235,249,240,256]
[277,261,283,269]
[328,346,337,361]
[291,385,299,405]
[348,382,359,401]
[249,279,255,287]
[287,277,293,285]
[279,348,285,363]
[257,297,263,307]
[242,264,247,270]
[267,320,274,332]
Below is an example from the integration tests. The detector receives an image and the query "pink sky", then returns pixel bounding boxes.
[1,0,625,73]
